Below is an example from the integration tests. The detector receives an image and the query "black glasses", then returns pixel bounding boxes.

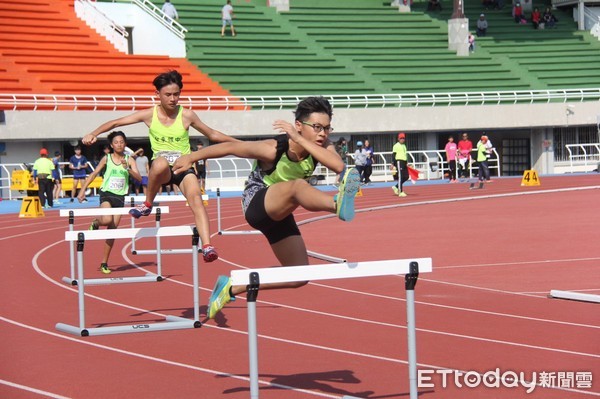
[301,121,333,133]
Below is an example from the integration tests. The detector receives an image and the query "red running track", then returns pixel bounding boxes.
[1,175,599,399]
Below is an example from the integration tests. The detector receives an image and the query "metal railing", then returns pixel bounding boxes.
[108,0,187,39]
[75,0,129,53]
[566,143,600,172]
[1,88,599,111]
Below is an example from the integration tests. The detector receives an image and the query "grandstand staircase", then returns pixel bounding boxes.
[0,0,231,98]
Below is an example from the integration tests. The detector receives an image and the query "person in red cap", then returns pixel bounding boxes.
[33,148,55,209]
[392,133,409,197]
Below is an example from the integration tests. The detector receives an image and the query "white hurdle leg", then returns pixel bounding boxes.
[62,210,77,285]
[405,262,419,399]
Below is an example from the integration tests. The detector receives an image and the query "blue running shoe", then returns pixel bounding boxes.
[208,275,235,319]
[129,203,152,219]
[335,167,360,222]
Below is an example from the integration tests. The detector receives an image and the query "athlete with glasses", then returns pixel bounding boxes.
[172,96,361,319]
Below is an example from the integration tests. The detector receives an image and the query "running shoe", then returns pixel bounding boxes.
[335,167,360,222]
[207,275,235,319]
[129,203,152,218]
[392,186,399,195]
[399,191,407,197]
[202,244,219,262]
[100,263,111,274]
[88,219,99,231]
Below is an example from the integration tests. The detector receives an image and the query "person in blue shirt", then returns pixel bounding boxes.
[69,146,89,203]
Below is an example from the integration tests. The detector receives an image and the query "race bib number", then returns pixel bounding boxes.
[107,176,126,191]
[157,151,182,165]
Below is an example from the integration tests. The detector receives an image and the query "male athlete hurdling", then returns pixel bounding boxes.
[173,96,361,319]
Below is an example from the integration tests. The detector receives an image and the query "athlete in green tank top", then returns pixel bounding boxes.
[77,131,141,275]
[81,70,238,263]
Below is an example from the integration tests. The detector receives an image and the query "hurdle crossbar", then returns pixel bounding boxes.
[125,195,207,256]
[549,290,600,303]
[231,258,432,399]
[60,207,170,285]
[216,188,347,263]
[57,226,202,337]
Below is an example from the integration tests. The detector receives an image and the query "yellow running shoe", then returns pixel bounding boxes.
[100,263,111,274]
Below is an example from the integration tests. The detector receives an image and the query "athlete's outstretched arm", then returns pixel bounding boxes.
[172,140,276,175]
[187,110,239,144]
[82,109,152,145]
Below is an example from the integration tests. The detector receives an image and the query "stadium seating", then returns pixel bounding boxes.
[0,0,231,98]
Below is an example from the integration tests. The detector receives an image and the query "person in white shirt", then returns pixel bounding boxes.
[162,0,178,21]
[221,0,236,37]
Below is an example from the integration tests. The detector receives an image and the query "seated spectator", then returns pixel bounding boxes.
[427,0,442,11]
[513,2,525,23]
[531,7,541,29]
[543,7,558,28]
[477,14,488,36]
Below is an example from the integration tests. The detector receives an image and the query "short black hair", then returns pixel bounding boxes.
[153,70,183,91]
[108,130,127,143]
[294,96,333,122]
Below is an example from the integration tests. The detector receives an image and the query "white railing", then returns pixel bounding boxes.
[109,0,187,39]
[566,143,600,172]
[1,88,600,111]
[75,0,129,53]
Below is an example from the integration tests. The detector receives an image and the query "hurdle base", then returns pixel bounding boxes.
[132,248,199,255]
[218,230,262,236]
[62,273,163,286]
[56,317,200,337]
[549,290,600,303]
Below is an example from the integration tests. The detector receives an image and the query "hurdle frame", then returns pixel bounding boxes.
[126,195,208,256]
[215,188,347,263]
[60,207,169,286]
[56,226,202,337]
[231,258,432,399]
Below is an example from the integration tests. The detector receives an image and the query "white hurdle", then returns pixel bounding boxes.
[231,258,433,399]
[549,290,600,303]
[56,226,202,337]
[125,195,208,256]
[215,188,347,263]
[60,207,170,286]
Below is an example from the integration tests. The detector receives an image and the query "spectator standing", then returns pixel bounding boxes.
[363,139,374,185]
[392,132,409,197]
[69,146,89,203]
[457,133,473,178]
[162,0,178,20]
[194,142,208,193]
[353,141,367,184]
[334,137,348,185]
[476,135,491,182]
[77,131,142,274]
[477,14,488,36]
[33,148,55,209]
[468,32,475,52]
[221,0,236,37]
[52,151,63,203]
[445,135,458,182]
[134,148,150,195]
